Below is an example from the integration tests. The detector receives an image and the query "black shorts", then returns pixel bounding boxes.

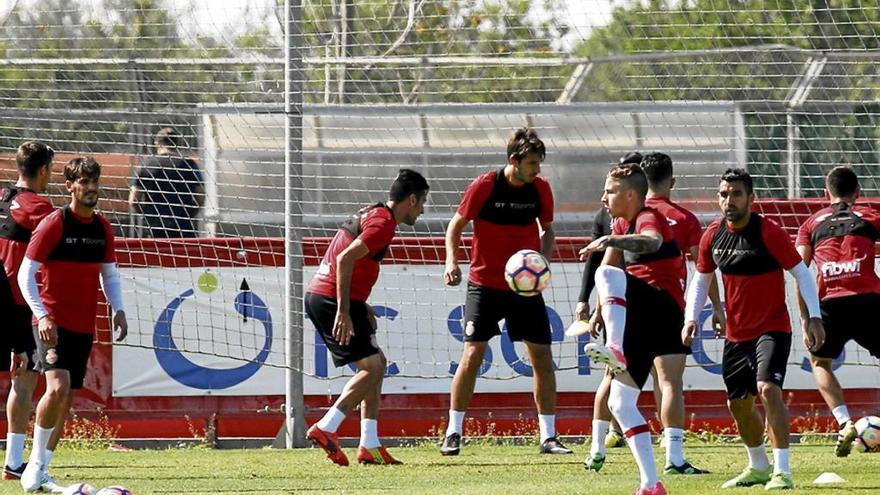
[34,326,94,390]
[305,292,379,367]
[812,294,880,360]
[722,331,791,400]
[0,303,37,373]
[462,283,551,345]
[621,273,689,389]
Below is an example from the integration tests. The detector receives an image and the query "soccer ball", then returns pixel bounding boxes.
[63,484,97,495]
[504,249,550,296]
[96,487,134,495]
[854,415,880,453]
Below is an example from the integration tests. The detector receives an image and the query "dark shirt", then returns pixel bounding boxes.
[133,154,203,238]
[578,207,612,303]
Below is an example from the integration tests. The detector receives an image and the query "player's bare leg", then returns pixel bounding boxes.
[809,355,856,456]
[21,370,69,492]
[525,341,571,454]
[308,353,386,466]
[4,371,37,480]
[723,395,773,488]
[356,352,400,465]
[757,381,794,489]
[654,354,705,474]
[586,370,614,471]
[441,341,487,455]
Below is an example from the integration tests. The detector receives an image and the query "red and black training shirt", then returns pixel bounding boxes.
[697,213,802,342]
[26,206,116,334]
[796,202,880,300]
[458,169,554,291]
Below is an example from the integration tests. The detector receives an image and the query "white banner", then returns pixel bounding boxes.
[113,263,880,397]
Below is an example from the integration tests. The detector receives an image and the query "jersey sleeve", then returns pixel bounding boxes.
[536,179,554,225]
[457,176,493,220]
[695,221,719,273]
[101,215,117,263]
[763,218,802,270]
[634,210,662,234]
[684,212,703,250]
[25,213,63,263]
[358,214,395,258]
[795,214,815,247]
[12,196,54,231]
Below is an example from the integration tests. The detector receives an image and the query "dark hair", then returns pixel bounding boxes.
[16,141,54,179]
[155,127,183,148]
[826,166,859,198]
[64,156,101,182]
[507,128,546,163]
[608,164,648,199]
[618,151,643,165]
[640,152,673,186]
[720,168,753,194]
[389,168,429,202]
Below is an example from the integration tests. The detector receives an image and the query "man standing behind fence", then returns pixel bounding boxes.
[129,127,204,238]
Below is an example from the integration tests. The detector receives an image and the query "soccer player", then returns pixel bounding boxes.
[794,166,880,457]
[18,157,127,492]
[577,152,641,459]
[305,169,429,466]
[582,153,724,475]
[441,128,572,456]
[683,168,824,490]
[0,142,55,483]
[579,163,684,495]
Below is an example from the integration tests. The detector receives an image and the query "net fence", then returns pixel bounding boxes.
[0,0,878,392]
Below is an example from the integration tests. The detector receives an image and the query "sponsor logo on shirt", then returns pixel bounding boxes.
[493,201,537,210]
[713,248,756,257]
[820,258,863,279]
[64,237,106,246]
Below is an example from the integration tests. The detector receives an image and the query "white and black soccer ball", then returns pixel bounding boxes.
[96,486,134,495]
[504,249,551,296]
[63,483,97,495]
[854,415,880,453]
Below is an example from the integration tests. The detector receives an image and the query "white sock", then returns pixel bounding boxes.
[665,427,685,466]
[4,433,25,469]
[315,407,346,433]
[538,414,555,443]
[590,419,610,457]
[772,448,790,475]
[29,426,53,466]
[360,418,381,449]
[43,449,53,468]
[832,405,851,426]
[596,265,627,352]
[609,380,658,489]
[746,444,770,471]
[446,410,465,437]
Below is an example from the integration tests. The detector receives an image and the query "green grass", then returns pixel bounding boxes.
[2,442,880,494]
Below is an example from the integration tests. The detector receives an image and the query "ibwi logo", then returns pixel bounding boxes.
[153,275,273,390]
[821,259,862,279]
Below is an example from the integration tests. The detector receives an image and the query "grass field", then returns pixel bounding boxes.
[2,441,879,494]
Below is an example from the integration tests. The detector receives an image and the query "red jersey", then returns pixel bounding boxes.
[0,187,54,305]
[645,196,702,284]
[795,202,880,300]
[308,204,397,302]
[27,207,116,334]
[612,207,685,308]
[697,213,801,342]
[458,169,554,290]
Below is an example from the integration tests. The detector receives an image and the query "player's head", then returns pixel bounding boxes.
[718,168,754,225]
[64,156,101,209]
[155,127,183,150]
[507,128,545,184]
[825,165,859,201]
[640,152,674,192]
[618,151,643,165]
[16,141,54,192]
[389,168,429,226]
[603,163,648,218]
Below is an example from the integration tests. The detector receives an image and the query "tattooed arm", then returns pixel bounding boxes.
[579,229,662,256]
